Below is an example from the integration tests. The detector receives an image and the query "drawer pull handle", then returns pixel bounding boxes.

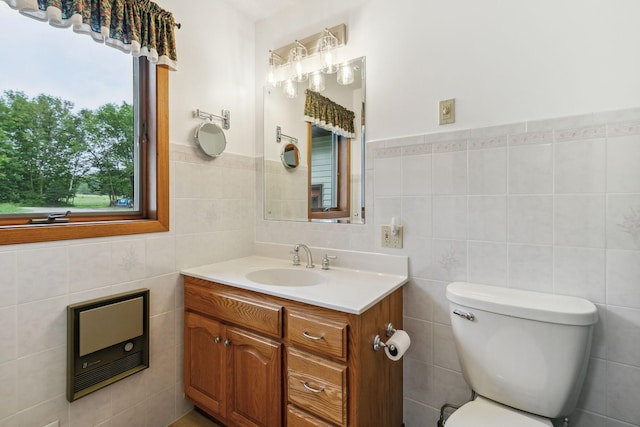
[302,382,325,394]
[302,331,324,341]
[224,339,231,347]
[213,336,221,344]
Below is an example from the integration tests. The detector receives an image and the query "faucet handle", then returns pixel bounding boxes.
[321,254,337,270]
[290,249,300,266]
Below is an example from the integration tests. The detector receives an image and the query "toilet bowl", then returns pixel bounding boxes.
[445,282,598,426]
[445,396,551,427]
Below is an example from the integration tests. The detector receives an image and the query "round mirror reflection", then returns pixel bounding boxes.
[195,121,226,157]
[281,143,300,169]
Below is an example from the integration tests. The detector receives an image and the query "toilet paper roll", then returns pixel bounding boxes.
[384,329,411,361]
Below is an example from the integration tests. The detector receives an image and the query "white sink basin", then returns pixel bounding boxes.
[245,268,324,287]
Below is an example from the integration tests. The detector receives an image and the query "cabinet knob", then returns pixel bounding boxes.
[224,339,231,347]
[213,336,221,344]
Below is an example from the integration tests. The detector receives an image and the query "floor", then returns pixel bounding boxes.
[168,410,222,427]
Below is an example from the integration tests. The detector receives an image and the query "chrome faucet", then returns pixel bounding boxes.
[293,244,314,268]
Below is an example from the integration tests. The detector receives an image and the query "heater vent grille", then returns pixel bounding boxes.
[73,351,142,393]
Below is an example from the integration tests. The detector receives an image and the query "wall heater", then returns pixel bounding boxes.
[67,289,149,402]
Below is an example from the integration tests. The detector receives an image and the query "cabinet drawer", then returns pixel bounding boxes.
[287,405,334,427]
[287,348,347,427]
[287,310,347,361]
[184,279,282,338]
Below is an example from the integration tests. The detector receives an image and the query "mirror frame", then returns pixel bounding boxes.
[281,143,300,168]
[195,121,226,157]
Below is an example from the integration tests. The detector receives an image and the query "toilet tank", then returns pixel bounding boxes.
[446,282,598,418]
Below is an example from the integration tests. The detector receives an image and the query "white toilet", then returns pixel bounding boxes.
[445,282,598,426]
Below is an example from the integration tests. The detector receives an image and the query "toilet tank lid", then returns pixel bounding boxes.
[446,282,598,326]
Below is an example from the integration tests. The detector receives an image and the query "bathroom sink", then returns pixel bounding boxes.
[245,268,324,287]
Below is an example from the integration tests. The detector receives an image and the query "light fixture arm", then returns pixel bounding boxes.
[276,126,297,144]
[324,27,337,41]
[193,109,230,130]
[269,23,346,61]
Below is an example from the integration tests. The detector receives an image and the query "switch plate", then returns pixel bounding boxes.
[439,98,455,125]
[381,225,403,249]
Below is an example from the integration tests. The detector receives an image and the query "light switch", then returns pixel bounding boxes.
[439,98,455,125]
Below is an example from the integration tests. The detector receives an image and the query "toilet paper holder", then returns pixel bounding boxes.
[373,322,397,353]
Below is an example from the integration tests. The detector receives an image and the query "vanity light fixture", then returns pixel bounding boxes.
[309,70,325,92]
[337,62,355,85]
[319,28,339,74]
[266,50,282,87]
[283,78,298,98]
[290,40,308,82]
[266,24,347,87]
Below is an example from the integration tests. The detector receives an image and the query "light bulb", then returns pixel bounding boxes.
[266,50,281,87]
[337,62,354,85]
[283,79,298,98]
[289,42,308,82]
[309,71,325,92]
[319,31,338,74]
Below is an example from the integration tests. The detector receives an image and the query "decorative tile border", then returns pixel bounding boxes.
[468,135,508,151]
[607,121,640,138]
[373,146,402,159]
[402,143,432,156]
[555,125,606,142]
[432,139,468,153]
[509,131,553,146]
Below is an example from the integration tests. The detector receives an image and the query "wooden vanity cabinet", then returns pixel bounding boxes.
[184,311,282,427]
[183,275,403,427]
[184,311,226,416]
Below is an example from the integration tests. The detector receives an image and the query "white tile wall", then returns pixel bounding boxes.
[256,107,640,427]
[374,110,640,427]
[6,107,634,426]
[0,144,256,427]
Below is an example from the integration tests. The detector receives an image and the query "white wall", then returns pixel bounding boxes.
[256,0,640,142]
[168,0,256,156]
[256,1,640,426]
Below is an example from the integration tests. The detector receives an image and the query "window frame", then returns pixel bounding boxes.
[0,60,169,245]
[307,122,351,220]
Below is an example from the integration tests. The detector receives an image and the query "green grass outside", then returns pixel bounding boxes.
[0,194,112,212]
[72,194,111,209]
[0,203,29,213]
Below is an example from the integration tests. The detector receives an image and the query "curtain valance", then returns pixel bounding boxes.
[2,0,178,70]
[304,89,355,138]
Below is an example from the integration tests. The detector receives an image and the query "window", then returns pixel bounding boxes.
[307,123,350,220]
[0,6,168,245]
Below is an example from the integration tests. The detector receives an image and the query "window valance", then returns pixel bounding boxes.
[2,0,178,70]
[304,89,355,138]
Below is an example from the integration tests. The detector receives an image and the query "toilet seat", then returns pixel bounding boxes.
[445,396,553,427]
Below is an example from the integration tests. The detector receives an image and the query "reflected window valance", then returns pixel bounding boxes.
[304,89,355,138]
[2,0,178,70]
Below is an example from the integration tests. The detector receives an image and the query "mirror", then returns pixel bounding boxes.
[263,56,365,223]
[195,121,226,157]
[281,143,300,168]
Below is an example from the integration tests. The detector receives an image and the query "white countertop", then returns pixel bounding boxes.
[181,255,408,314]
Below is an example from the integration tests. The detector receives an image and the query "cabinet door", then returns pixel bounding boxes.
[226,327,282,427]
[184,312,226,418]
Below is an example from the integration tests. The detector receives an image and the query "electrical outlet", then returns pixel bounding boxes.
[381,225,403,249]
